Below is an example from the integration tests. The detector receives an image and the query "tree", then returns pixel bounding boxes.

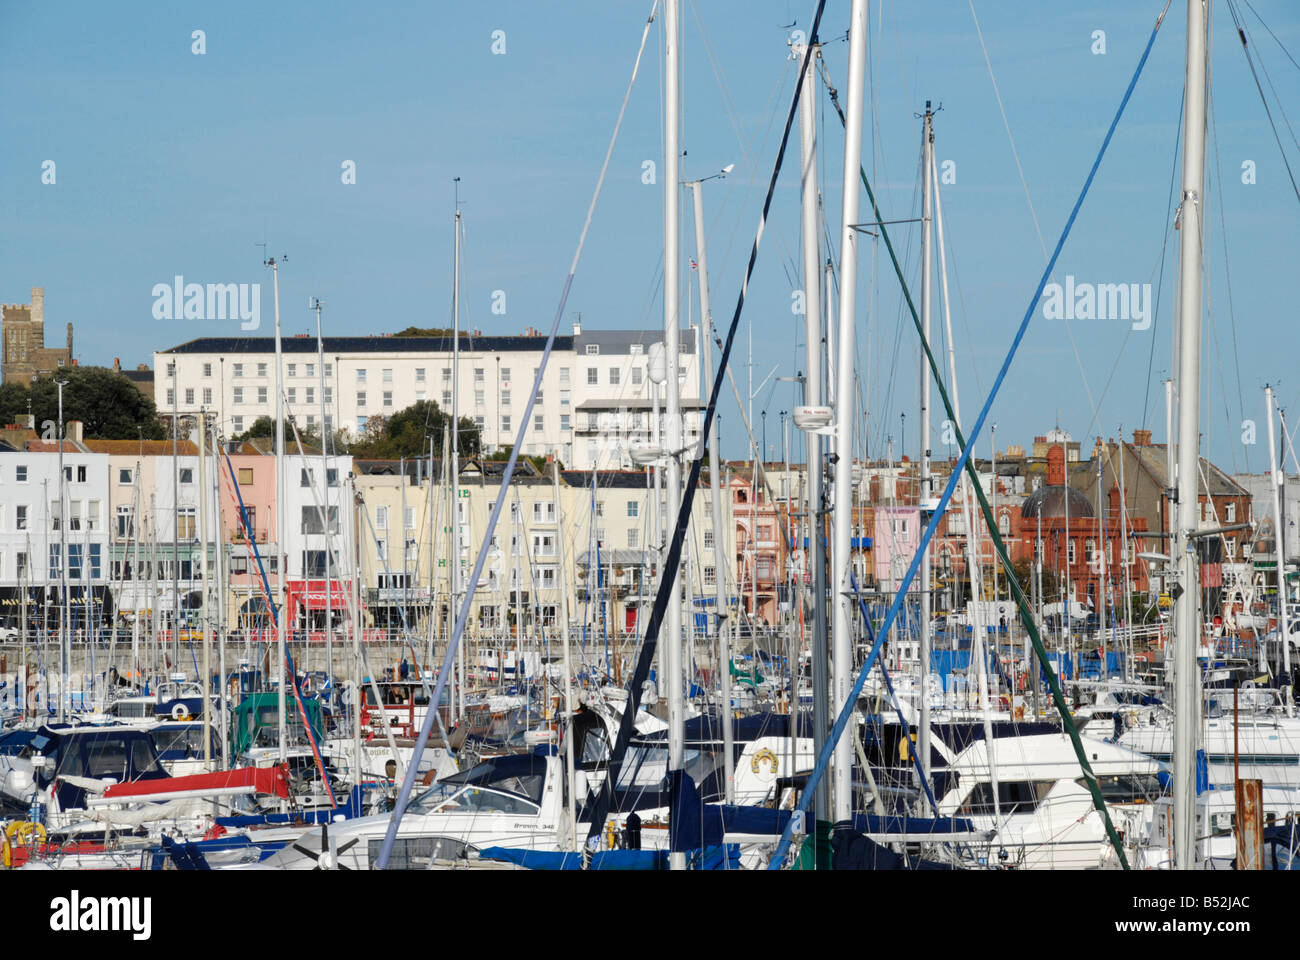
[230,414,323,449]
[0,382,29,427]
[1009,557,1058,600]
[28,367,166,440]
[392,326,466,338]
[348,399,478,460]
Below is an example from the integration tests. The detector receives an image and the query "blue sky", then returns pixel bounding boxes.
[2,1,1297,473]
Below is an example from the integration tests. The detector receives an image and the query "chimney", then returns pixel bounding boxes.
[573,319,582,335]
[113,357,121,372]
[1047,445,1065,486]
[66,420,84,444]
[1133,428,1152,446]
[31,286,44,324]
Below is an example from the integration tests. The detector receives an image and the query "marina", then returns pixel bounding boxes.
[2,0,1299,894]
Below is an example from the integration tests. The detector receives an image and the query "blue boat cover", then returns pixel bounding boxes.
[669,770,792,852]
[830,823,960,870]
[478,847,667,870]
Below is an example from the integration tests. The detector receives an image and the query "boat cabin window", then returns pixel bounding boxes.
[84,741,129,780]
[1078,774,1163,805]
[959,780,1053,816]
[153,726,209,756]
[368,836,472,868]
[111,701,151,718]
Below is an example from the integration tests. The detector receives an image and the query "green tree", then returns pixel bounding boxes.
[392,326,466,338]
[29,367,166,440]
[0,382,29,427]
[230,414,323,449]
[348,400,478,459]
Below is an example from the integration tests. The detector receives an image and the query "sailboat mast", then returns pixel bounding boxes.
[451,199,463,723]
[795,39,828,823]
[917,101,935,807]
[686,175,735,802]
[1172,0,1209,871]
[269,255,287,766]
[830,0,870,823]
[1265,387,1293,708]
[663,0,686,872]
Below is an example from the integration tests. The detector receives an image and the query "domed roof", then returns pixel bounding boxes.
[1021,485,1095,520]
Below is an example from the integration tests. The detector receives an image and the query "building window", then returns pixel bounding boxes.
[587,368,598,386]
[627,529,640,549]
[1068,540,1077,564]
[501,391,511,407]
[257,387,267,404]
[177,507,196,539]
[534,414,544,431]
[166,388,175,405]
[203,388,212,405]
[502,415,512,433]
[233,363,244,378]
[474,390,484,407]
[115,505,133,539]
[166,362,176,377]
[609,368,620,385]
[301,506,339,534]
[474,368,484,383]
[533,502,556,523]
[306,387,315,404]
[288,388,297,404]
[442,391,451,405]
[203,363,212,377]
[383,391,393,408]
[306,363,315,377]
[16,465,28,483]
[383,368,393,382]
[287,364,297,377]
[414,367,426,383]
[232,416,243,433]
[233,387,244,404]
[376,506,388,529]
[560,414,570,432]
[501,367,511,383]
[357,416,368,432]
[325,363,333,377]
[1085,539,1096,562]
[324,386,333,403]
[257,363,267,377]
[704,565,716,586]
[560,367,571,383]
[300,468,313,487]
[184,388,195,405]
[357,369,367,382]
[631,367,643,386]
[179,468,193,484]
[357,391,367,408]
[16,505,28,531]
[238,468,253,485]
[586,345,599,356]
[1226,502,1237,523]
[703,529,714,549]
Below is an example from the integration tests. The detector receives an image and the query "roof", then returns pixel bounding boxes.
[1122,442,1249,497]
[573,328,697,355]
[1021,485,1095,520]
[576,398,705,411]
[159,335,575,355]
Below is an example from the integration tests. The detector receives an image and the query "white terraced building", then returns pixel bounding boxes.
[154,323,704,470]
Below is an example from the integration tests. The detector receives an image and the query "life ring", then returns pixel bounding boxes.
[170,703,190,721]
[751,747,779,776]
[5,821,47,847]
